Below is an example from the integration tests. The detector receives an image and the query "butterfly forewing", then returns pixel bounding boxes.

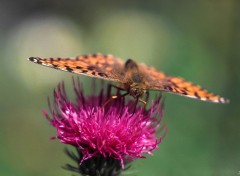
[29,54,125,82]
[139,63,229,104]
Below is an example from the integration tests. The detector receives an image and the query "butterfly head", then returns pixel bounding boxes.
[128,83,146,98]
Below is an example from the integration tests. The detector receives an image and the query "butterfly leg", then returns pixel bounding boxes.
[131,98,139,115]
[107,83,125,91]
[138,98,147,109]
[130,97,146,115]
[145,91,149,102]
[107,83,125,98]
[131,91,149,114]
[136,91,149,109]
[103,92,129,107]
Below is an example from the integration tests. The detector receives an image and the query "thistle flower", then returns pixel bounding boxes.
[43,79,166,175]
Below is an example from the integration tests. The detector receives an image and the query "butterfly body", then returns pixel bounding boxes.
[28,53,229,104]
[122,59,147,98]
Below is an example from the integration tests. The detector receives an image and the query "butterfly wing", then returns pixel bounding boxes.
[139,64,229,104]
[28,53,125,82]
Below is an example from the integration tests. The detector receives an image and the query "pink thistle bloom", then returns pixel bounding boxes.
[43,79,166,169]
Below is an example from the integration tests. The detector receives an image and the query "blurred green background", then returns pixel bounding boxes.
[0,0,239,175]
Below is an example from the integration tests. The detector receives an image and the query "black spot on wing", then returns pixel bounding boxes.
[65,66,73,72]
[29,57,35,61]
[92,53,97,57]
[181,90,188,95]
[205,96,210,100]
[28,57,42,64]
[76,66,83,69]
[87,66,95,70]
[82,55,88,59]
[164,85,173,91]
[194,92,200,99]
[98,72,108,77]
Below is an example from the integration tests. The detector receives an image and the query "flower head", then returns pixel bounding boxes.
[43,79,166,170]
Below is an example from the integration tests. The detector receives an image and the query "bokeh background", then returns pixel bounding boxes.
[0,0,239,175]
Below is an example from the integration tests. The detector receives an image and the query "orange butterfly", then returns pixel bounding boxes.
[29,53,229,104]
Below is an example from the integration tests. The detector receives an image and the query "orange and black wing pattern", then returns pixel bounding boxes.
[29,54,229,104]
[28,53,125,82]
[139,64,229,104]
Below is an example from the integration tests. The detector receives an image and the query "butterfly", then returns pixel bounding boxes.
[28,53,229,104]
